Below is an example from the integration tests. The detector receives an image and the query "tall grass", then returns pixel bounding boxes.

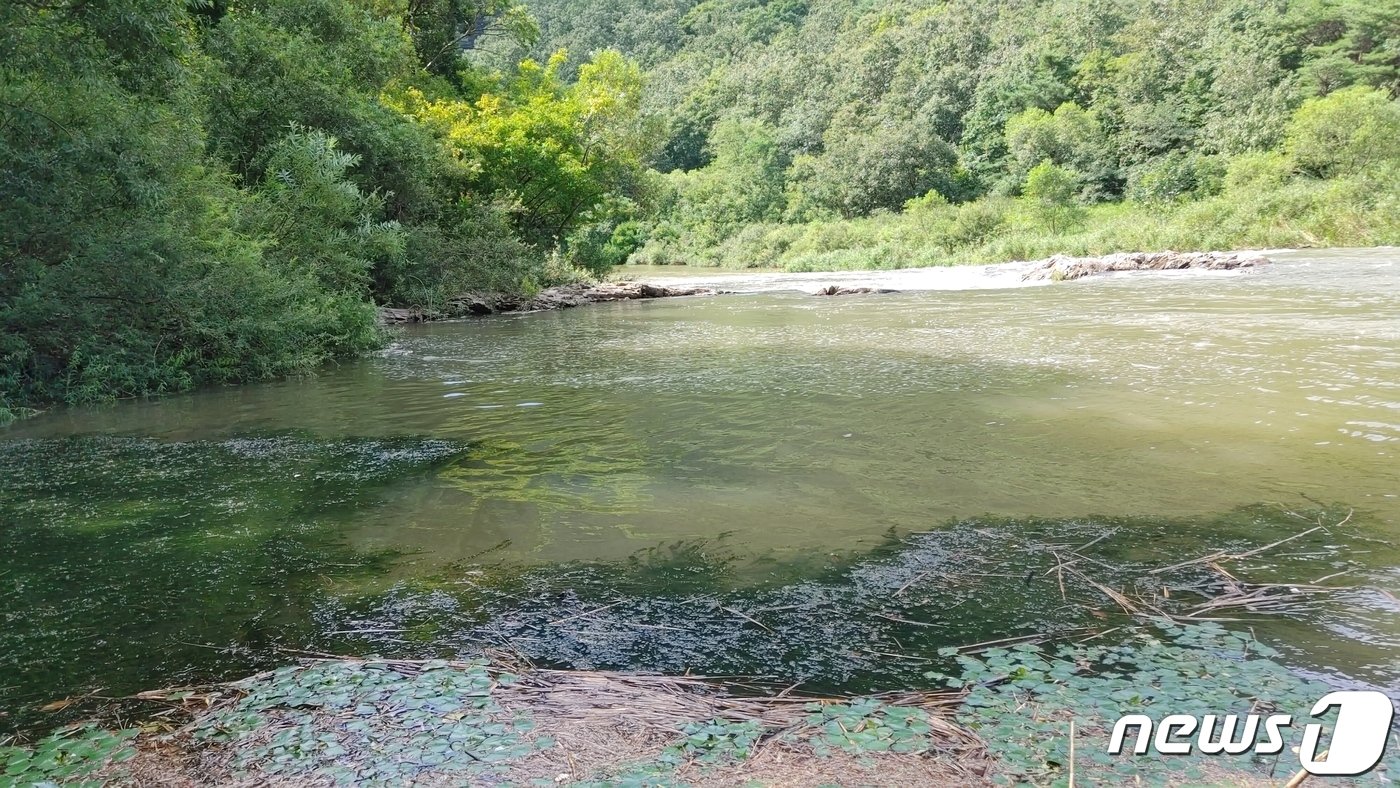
[631,167,1400,272]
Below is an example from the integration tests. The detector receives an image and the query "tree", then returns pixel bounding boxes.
[1,0,382,413]
[1126,151,1225,203]
[1287,0,1400,97]
[0,0,589,412]
[365,0,539,81]
[244,128,406,295]
[1285,86,1400,177]
[668,115,787,244]
[1023,160,1085,234]
[385,49,650,244]
[786,109,960,219]
[1004,102,1114,196]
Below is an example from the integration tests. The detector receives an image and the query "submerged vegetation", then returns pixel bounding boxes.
[0,430,1395,781]
[1,429,1389,728]
[0,434,471,733]
[5,0,1400,413]
[317,505,1390,694]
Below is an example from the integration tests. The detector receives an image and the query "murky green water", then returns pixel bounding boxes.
[3,249,1398,732]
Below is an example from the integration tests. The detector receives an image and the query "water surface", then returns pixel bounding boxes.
[3,248,1398,729]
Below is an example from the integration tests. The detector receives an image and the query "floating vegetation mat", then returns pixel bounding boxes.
[4,449,1398,787]
[0,434,473,732]
[4,622,1394,786]
[314,504,1399,696]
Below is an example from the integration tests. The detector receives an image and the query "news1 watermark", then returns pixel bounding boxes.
[1108,690,1395,775]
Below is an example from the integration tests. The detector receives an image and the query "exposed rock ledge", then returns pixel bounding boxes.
[812,285,901,296]
[379,282,723,324]
[1021,250,1270,282]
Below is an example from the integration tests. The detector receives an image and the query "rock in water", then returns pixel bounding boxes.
[812,286,901,296]
[377,306,436,324]
[523,282,720,310]
[1021,250,1270,282]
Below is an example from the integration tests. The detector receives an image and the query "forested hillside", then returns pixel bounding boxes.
[4,0,1399,417]
[504,0,1400,269]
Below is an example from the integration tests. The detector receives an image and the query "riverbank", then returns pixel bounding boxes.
[380,249,1273,324]
[0,622,1346,787]
[633,165,1400,275]
[0,245,1288,422]
[378,282,728,324]
[57,659,989,786]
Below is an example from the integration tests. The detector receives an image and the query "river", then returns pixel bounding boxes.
[2,248,1397,732]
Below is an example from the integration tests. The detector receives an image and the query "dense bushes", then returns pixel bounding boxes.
[1,0,650,419]
[0,5,379,419]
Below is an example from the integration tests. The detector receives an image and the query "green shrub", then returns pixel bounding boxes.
[385,199,539,305]
[1127,152,1226,203]
[246,128,406,294]
[1224,150,1294,193]
[0,54,382,409]
[1023,160,1085,234]
[562,204,652,277]
[1286,86,1400,178]
[946,198,1010,248]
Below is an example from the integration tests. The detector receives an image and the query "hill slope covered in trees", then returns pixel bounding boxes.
[502,0,1400,269]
